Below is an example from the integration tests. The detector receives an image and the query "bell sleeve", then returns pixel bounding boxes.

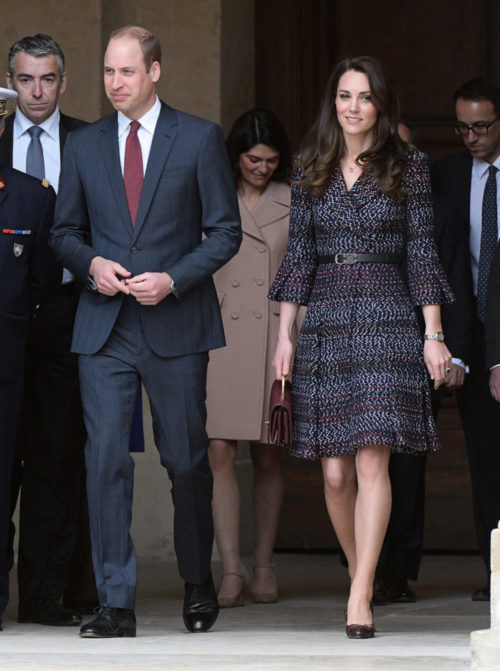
[268,167,317,305]
[404,151,455,306]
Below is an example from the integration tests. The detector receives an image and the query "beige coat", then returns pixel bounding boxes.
[206,180,300,442]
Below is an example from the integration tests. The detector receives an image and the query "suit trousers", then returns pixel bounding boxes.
[9,288,91,603]
[378,453,427,582]
[78,297,214,609]
[0,373,23,616]
[457,316,500,577]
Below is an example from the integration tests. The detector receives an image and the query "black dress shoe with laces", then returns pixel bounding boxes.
[79,606,136,638]
[183,576,219,632]
[18,597,82,626]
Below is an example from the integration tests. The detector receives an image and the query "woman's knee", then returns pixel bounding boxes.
[208,439,237,473]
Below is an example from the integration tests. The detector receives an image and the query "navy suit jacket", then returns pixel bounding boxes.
[430,151,475,365]
[50,102,242,356]
[0,162,58,378]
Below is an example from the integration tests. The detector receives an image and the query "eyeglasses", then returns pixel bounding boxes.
[453,118,499,136]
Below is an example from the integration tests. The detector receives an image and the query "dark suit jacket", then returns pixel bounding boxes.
[485,239,500,368]
[0,163,58,379]
[50,102,242,357]
[430,151,475,365]
[0,111,87,166]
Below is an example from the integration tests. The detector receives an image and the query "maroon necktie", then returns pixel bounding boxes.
[124,120,143,227]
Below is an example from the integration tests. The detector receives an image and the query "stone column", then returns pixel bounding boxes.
[471,522,500,670]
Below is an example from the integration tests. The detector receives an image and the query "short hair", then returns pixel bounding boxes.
[8,33,65,79]
[226,108,291,183]
[109,26,161,72]
[454,78,500,117]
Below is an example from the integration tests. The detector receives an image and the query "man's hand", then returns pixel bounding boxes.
[489,367,500,402]
[444,362,466,390]
[126,272,172,305]
[89,256,131,296]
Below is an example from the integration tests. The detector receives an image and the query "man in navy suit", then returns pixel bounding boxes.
[1,33,95,625]
[50,26,241,638]
[431,78,500,601]
[0,86,59,629]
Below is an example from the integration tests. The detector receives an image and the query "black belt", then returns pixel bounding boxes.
[318,253,402,265]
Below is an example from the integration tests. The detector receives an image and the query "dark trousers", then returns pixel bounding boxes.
[0,373,23,616]
[378,453,426,582]
[78,297,214,609]
[9,288,95,603]
[457,316,500,578]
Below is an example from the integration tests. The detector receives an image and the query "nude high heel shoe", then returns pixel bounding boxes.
[217,568,249,608]
[250,564,278,603]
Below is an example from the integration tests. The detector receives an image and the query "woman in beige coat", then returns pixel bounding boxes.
[206,109,297,607]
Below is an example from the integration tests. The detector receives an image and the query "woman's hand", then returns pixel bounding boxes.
[273,336,294,379]
[423,340,452,390]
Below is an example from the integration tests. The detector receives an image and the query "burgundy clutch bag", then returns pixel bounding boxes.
[267,376,292,446]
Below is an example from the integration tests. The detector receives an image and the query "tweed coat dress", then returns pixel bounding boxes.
[206,180,300,442]
[268,151,454,460]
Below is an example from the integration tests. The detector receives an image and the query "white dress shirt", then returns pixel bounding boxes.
[469,155,500,296]
[12,107,62,192]
[117,96,161,175]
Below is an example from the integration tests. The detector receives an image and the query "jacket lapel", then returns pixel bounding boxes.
[132,103,178,239]
[0,115,14,166]
[98,114,133,238]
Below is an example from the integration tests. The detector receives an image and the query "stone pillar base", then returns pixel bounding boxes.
[471,629,500,670]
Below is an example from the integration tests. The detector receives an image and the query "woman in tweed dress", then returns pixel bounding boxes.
[269,56,453,638]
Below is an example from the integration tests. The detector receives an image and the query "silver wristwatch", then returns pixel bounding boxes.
[423,331,445,342]
[169,278,178,297]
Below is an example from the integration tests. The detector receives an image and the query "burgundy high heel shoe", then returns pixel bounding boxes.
[345,602,375,639]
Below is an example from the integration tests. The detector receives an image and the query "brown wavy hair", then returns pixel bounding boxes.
[298,56,409,201]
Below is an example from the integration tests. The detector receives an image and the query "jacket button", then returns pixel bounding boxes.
[131,246,138,254]
[254,311,263,319]
[231,280,240,287]
[255,279,264,286]
[257,245,266,253]
[231,312,239,319]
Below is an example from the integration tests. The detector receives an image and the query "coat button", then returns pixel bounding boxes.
[255,279,264,286]
[254,311,263,319]
[257,245,266,253]
[231,312,239,319]
[231,280,240,287]
[131,246,138,254]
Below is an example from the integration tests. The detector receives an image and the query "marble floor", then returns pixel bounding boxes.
[0,554,489,670]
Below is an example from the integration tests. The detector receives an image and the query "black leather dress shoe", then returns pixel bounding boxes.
[387,579,417,603]
[183,577,219,632]
[18,597,82,626]
[0,618,3,631]
[472,585,490,601]
[79,606,136,638]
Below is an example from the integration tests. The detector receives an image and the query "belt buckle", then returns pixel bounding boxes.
[335,252,355,265]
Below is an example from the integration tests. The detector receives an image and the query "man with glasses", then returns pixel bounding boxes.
[431,78,500,601]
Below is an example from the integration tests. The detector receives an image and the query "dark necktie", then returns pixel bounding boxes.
[124,120,143,227]
[477,164,498,322]
[26,125,45,179]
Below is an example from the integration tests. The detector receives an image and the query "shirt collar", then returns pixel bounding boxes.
[117,96,161,139]
[14,106,60,141]
[472,155,500,179]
